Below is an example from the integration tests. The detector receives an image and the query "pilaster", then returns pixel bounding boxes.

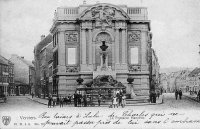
[88,29,93,65]
[115,29,120,64]
[58,30,66,72]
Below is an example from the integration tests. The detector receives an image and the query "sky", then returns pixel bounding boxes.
[0,0,200,68]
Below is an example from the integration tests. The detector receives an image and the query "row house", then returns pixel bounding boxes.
[187,67,200,93]
[34,34,53,98]
[175,69,191,92]
[0,55,14,96]
[9,54,35,96]
[167,71,182,92]
[151,49,160,90]
[159,73,169,93]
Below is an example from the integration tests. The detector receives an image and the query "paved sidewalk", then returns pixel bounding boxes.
[27,94,164,107]
[183,92,200,102]
[26,96,48,105]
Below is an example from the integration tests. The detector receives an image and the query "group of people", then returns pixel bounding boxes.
[110,89,126,108]
[175,89,183,100]
[47,94,72,108]
[73,92,92,107]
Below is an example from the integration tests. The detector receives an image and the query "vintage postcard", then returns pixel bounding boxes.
[0,0,200,129]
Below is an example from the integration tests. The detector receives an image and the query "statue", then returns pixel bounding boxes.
[100,41,108,68]
[100,41,108,51]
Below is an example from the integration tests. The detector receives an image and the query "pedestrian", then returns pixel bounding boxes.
[73,92,78,107]
[161,88,163,95]
[52,95,56,107]
[197,90,200,101]
[83,94,87,107]
[78,92,82,107]
[156,90,160,99]
[64,96,67,105]
[68,94,72,104]
[152,91,156,103]
[57,97,60,105]
[113,96,118,108]
[31,92,34,99]
[98,94,102,106]
[48,96,52,108]
[118,94,122,107]
[179,89,182,100]
[60,97,64,107]
[175,90,178,100]
[121,94,126,108]
[149,91,154,103]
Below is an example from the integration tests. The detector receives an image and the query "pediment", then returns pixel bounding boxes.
[79,3,130,23]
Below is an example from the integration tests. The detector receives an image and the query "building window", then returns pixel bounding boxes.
[67,48,76,65]
[130,47,139,64]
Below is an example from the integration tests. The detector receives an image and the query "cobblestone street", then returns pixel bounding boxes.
[1,93,200,112]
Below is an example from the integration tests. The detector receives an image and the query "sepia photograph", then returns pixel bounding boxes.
[0,0,200,128]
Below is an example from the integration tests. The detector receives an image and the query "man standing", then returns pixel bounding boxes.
[98,94,102,106]
[48,96,52,108]
[60,96,64,108]
[73,92,78,107]
[175,90,179,100]
[179,89,182,100]
[197,90,200,101]
[31,92,34,99]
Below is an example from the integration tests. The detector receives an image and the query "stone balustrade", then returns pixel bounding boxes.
[53,6,148,21]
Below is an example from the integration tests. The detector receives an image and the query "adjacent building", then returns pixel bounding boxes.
[0,55,14,96]
[50,3,157,97]
[9,54,35,96]
[159,73,169,93]
[188,67,200,93]
[175,69,191,92]
[151,49,160,90]
[34,34,53,98]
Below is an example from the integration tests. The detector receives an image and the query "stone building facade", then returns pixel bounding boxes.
[34,35,53,98]
[0,55,14,96]
[9,54,35,95]
[50,3,154,97]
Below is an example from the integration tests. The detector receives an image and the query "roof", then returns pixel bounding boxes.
[188,67,200,77]
[34,34,53,56]
[0,55,11,65]
[10,54,34,67]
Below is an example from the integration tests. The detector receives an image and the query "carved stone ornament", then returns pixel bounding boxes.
[129,65,141,72]
[91,6,115,26]
[96,32,112,43]
[66,66,79,72]
[65,31,78,43]
[128,31,141,42]
[80,4,129,27]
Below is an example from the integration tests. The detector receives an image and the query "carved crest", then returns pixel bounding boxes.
[65,31,78,43]
[128,31,141,42]
[91,6,115,26]
[2,116,11,126]
[129,65,141,72]
[66,66,79,72]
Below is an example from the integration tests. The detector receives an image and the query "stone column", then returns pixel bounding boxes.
[141,31,147,65]
[88,29,93,65]
[5,85,7,96]
[58,31,66,72]
[81,29,87,64]
[115,29,120,64]
[121,29,126,64]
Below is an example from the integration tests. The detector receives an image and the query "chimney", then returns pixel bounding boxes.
[83,0,86,4]
[41,35,45,41]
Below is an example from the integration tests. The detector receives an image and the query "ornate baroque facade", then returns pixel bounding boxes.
[50,3,153,96]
